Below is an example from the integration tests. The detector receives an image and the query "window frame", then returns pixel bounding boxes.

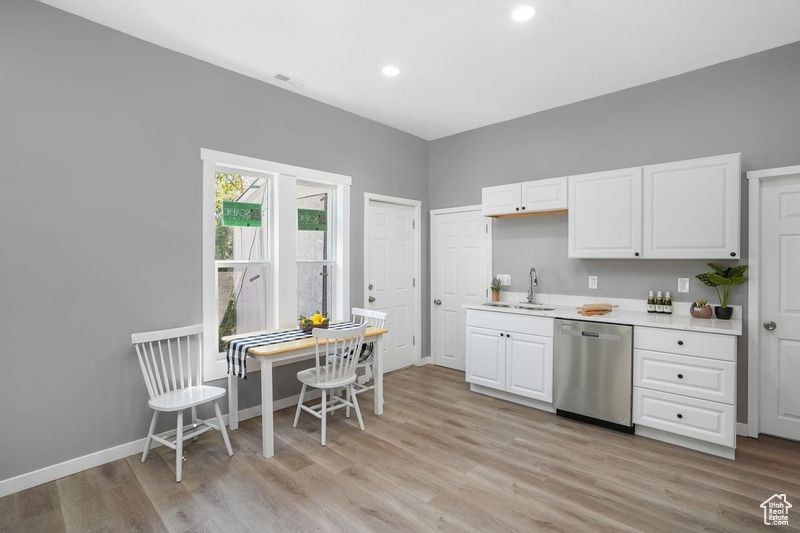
[296,180,337,318]
[201,149,351,381]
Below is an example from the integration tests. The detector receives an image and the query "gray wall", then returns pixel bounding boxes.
[0,0,428,480]
[430,39,800,423]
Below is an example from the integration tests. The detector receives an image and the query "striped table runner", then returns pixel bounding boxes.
[227,322,372,379]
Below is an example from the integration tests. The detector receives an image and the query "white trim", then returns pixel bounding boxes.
[635,425,735,460]
[429,204,483,215]
[363,193,422,365]
[746,164,800,181]
[470,384,555,413]
[201,148,351,186]
[0,389,318,499]
[429,205,494,368]
[746,165,800,439]
[737,422,750,437]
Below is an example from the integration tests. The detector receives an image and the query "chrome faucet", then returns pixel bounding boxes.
[527,267,538,303]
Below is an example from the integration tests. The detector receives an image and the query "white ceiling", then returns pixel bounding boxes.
[41,0,800,140]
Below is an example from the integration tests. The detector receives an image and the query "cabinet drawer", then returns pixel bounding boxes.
[634,350,735,404]
[634,327,736,362]
[633,387,735,447]
[466,310,553,337]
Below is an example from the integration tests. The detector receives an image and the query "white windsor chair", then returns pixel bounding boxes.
[348,308,388,417]
[292,323,368,446]
[131,324,233,482]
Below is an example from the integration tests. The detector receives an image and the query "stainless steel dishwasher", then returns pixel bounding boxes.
[554,319,633,432]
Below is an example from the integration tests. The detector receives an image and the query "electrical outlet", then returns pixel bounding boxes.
[678,278,690,293]
[588,276,598,289]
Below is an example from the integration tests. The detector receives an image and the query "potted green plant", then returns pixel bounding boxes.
[689,298,712,319]
[490,277,502,302]
[695,263,748,320]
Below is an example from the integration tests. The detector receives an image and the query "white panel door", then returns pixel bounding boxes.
[482,183,521,216]
[432,209,490,370]
[520,177,567,212]
[367,201,416,372]
[760,175,800,441]
[643,153,740,259]
[465,326,505,390]
[568,167,643,258]
[506,332,553,402]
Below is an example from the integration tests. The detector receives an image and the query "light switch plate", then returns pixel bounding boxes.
[588,276,598,289]
[497,274,511,286]
[678,278,690,293]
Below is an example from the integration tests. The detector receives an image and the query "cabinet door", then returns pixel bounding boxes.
[568,167,643,258]
[643,153,740,259]
[482,183,521,216]
[465,326,506,390]
[520,177,567,212]
[506,332,553,402]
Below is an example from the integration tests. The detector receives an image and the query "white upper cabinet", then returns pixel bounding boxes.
[482,183,521,216]
[482,177,567,216]
[642,153,741,259]
[568,167,643,258]
[520,177,568,213]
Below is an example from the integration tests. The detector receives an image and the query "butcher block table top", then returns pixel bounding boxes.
[222,326,389,357]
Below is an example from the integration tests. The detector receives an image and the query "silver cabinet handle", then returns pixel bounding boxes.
[368,296,376,303]
[433,299,442,305]
[763,321,777,331]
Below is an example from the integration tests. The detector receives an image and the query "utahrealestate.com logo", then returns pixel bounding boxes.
[761,494,792,526]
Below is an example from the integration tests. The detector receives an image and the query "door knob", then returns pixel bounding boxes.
[368,296,376,303]
[763,321,777,331]
[433,299,442,305]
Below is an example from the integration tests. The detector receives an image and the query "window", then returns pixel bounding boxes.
[201,149,351,381]
[214,171,271,351]
[296,182,335,318]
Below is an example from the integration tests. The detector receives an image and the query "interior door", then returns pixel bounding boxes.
[760,175,800,441]
[367,200,416,372]
[432,209,490,370]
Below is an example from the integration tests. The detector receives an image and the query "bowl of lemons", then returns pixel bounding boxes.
[299,312,329,332]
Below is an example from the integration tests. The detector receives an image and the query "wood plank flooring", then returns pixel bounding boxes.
[2,365,799,532]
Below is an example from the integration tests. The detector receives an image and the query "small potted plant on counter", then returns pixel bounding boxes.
[695,263,748,320]
[490,277,502,302]
[689,298,713,319]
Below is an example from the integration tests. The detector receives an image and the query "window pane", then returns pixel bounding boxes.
[297,263,333,318]
[215,172,268,261]
[296,183,332,261]
[217,266,269,351]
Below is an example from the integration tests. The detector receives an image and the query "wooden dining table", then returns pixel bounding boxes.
[223,325,389,458]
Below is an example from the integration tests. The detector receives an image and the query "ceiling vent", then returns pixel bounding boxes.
[273,73,306,88]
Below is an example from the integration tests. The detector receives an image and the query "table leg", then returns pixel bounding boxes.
[228,372,239,430]
[260,358,274,458]
[374,335,384,415]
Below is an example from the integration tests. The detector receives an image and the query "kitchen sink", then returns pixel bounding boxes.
[482,302,556,311]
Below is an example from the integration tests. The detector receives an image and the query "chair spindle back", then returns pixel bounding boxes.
[131,324,204,399]
[313,324,367,383]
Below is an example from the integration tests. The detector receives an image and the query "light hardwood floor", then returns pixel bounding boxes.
[2,365,799,532]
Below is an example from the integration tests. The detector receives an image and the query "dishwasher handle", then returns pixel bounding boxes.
[559,325,622,342]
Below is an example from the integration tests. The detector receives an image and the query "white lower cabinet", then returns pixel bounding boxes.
[633,326,737,456]
[506,332,553,402]
[465,326,506,390]
[466,311,553,404]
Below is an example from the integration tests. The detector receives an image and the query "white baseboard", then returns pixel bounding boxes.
[0,388,315,499]
[470,383,556,413]
[416,355,433,366]
[636,426,735,460]
[737,422,751,437]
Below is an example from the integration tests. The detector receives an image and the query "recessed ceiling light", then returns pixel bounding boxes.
[382,65,400,77]
[511,4,536,22]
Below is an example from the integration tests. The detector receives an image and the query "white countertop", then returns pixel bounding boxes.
[463,303,743,336]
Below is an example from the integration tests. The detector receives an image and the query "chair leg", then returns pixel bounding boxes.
[175,410,184,483]
[142,410,159,463]
[320,388,327,446]
[214,401,233,456]
[350,385,365,431]
[293,383,307,428]
[345,387,351,418]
